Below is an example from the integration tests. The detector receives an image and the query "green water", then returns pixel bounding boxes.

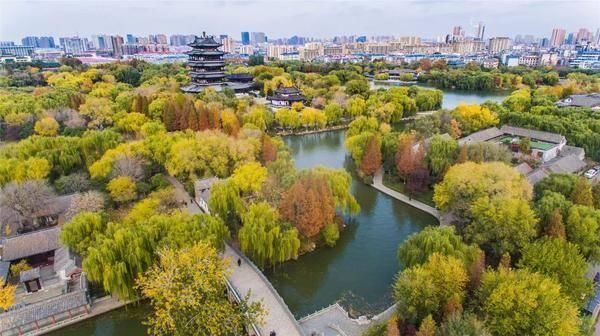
[268,130,436,318]
[371,82,509,109]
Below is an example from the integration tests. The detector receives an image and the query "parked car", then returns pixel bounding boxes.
[584,168,598,179]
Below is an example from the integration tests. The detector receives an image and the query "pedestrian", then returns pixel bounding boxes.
[237,258,241,267]
[270,331,276,336]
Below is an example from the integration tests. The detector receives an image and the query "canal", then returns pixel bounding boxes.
[53,88,509,335]
[371,81,509,109]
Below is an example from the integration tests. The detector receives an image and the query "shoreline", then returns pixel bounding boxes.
[274,124,349,137]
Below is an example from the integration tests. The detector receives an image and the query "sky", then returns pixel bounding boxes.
[1,0,599,42]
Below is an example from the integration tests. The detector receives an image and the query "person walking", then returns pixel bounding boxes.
[237,258,242,267]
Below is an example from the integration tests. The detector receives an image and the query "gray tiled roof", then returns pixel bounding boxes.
[1,227,61,261]
[514,162,533,175]
[0,290,88,332]
[526,169,549,185]
[500,125,565,144]
[544,155,586,174]
[556,93,600,108]
[458,127,503,145]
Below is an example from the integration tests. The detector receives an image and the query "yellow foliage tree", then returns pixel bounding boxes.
[451,104,499,134]
[106,176,137,203]
[231,162,267,193]
[0,285,16,311]
[34,117,59,136]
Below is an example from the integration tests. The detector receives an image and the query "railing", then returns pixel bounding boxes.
[228,244,305,336]
[226,279,262,336]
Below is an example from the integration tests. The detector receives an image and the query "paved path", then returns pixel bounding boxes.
[372,167,441,221]
[167,176,304,336]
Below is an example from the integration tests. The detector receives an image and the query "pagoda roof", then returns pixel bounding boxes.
[188,32,222,48]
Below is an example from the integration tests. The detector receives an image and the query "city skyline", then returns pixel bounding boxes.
[1,0,599,42]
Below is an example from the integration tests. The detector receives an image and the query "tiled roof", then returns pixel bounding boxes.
[0,290,88,332]
[556,93,600,108]
[1,227,61,261]
[544,155,586,174]
[500,125,565,144]
[457,127,503,145]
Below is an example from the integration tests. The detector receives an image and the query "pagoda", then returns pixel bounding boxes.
[181,32,226,93]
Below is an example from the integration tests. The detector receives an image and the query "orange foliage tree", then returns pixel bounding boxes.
[261,136,278,164]
[279,174,335,238]
[359,135,382,177]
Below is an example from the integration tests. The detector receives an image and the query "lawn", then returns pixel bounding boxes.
[382,172,435,206]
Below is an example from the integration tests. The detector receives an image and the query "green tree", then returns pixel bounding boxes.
[519,237,593,305]
[208,180,244,229]
[322,223,340,247]
[466,196,537,261]
[323,102,343,124]
[398,226,480,268]
[137,242,264,336]
[565,205,600,261]
[438,313,491,336]
[534,173,578,200]
[433,162,532,220]
[238,202,300,268]
[477,268,580,336]
[60,211,107,257]
[394,254,468,325]
[571,177,593,206]
[345,79,369,97]
[426,135,458,178]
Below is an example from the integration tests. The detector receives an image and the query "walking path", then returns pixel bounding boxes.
[167,176,304,336]
[372,168,441,221]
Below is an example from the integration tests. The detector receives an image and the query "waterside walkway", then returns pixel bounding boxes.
[167,176,304,336]
[372,168,444,223]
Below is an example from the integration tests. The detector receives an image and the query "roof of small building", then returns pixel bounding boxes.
[0,290,88,332]
[0,194,73,229]
[457,127,503,145]
[526,169,549,185]
[556,93,600,108]
[514,162,534,175]
[544,154,587,174]
[499,125,565,144]
[274,86,302,95]
[1,227,61,262]
[19,267,40,283]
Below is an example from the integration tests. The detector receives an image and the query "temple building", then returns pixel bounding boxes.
[267,87,306,107]
[181,32,254,93]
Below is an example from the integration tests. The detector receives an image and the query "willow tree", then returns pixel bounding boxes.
[83,212,230,300]
[398,226,480,269]
[312,167,360,215]
[137,242,264,336]
[238,202,300,268]
[208,180,244,229]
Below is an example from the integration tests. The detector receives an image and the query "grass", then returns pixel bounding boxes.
[382,172,435,207]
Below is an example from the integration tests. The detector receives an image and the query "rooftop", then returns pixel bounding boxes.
[1,227,61,262]
[556,93,600,108]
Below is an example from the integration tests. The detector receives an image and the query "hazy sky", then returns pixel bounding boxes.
[1,0,599,41]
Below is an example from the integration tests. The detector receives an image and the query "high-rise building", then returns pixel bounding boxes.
[59,37,87,55]
[488,37,512,53]
[452,26,464,41]
[566,33,575,45]
[576,28,593,44]
[241,32,250,45]
[126,34,136,44]
[0,41,15,47]
[250,32,266,45]
[38,36,55,48]
[21,36,38,47]
[550,28,566,47]
[475,22,485,40]
[111,35,124,57]
[220,35,235,53]
[156,34,168,45]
